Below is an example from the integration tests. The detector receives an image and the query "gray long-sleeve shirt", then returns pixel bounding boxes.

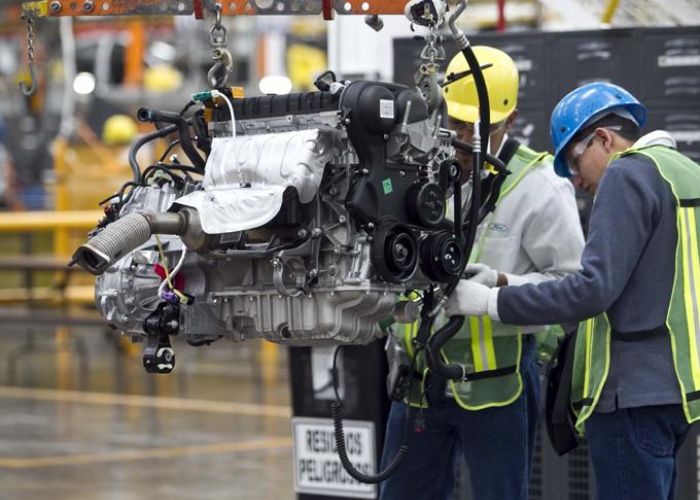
[497,133,683,410]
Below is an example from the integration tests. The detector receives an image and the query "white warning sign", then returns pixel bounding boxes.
[292,417,377,499]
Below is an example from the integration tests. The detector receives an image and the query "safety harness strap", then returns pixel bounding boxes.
[680,198,700,208]
[571,398,594,411]
[461,363,517,381]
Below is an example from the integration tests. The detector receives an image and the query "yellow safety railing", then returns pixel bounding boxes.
[0,210,102,233]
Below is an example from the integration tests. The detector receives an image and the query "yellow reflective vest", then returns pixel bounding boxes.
[404,144,550,410]
[571,145,700,434]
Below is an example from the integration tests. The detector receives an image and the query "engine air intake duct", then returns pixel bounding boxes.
[222,91,340,120]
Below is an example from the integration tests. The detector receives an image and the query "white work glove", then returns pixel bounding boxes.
[444,279,500,320]
[464,263,499,288]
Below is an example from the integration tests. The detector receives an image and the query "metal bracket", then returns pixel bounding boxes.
[142,301,180,374]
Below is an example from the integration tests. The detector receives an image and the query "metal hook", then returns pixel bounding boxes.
[19,61,37,96]
[214,3,222,26]
[209,23,228,46]
[209,3,227,47]
[208,61,228,88]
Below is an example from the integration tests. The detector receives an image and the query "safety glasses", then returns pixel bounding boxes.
[566,125,622,176]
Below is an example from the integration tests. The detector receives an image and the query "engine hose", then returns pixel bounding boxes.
[456,45,490,279]
[452,138,507,174]
[426,43,490,380]
[453,161,463,247]
[191,109,211,155]
[453,138,510,225]
[129,124,178,183]
[71,212,187,275]
[477,167,509,224]
[331,401,409,483]
[425,316,465,380]
[137,107,206,173]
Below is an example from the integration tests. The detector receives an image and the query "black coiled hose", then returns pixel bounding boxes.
[331,401,409,483]
[330,345,410,483]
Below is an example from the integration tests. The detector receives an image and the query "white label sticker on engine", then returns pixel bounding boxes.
[380,99,395,119]
[292,417,377,499]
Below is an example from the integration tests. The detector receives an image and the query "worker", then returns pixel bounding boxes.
[379,46,585,500]
[102,114,138,146]
[445,81,699,500]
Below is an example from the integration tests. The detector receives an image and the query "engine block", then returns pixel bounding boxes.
[74,81,465,349]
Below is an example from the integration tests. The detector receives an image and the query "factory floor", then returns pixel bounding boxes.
[0,323,294,500]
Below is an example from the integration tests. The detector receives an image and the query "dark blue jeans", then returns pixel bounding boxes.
[379,339,540,500]
[585,405,691,500]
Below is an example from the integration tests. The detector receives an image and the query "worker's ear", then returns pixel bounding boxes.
[596,127,616,154]
[505,109,518,129]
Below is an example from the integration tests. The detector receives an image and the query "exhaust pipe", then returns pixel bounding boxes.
[72,212,187,275]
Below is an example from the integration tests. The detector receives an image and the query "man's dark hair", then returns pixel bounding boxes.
[571,113,643,146]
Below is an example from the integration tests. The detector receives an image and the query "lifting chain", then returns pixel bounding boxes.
[207,3,233,88]
[415,26,446,113]
[19,14,38,96]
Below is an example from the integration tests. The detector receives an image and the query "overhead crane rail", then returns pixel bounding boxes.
[21,0,409,19]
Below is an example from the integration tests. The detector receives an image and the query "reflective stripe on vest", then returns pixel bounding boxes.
[571,145,700,434]
[404,144,550,410]
[470,316,497,370]
[679,201,700,394]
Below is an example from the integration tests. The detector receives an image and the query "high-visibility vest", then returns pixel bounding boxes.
[404,144,550,410]
[571,145,700,434]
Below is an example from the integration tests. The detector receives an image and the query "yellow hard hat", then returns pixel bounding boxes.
[443,46,519,124]
[143,64,183,93]
[102,114,138,146]
[286,44,327,91]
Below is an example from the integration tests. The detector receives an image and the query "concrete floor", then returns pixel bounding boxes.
[0,323,295,500]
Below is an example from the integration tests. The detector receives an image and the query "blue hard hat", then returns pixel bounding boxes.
[550,82,647,177]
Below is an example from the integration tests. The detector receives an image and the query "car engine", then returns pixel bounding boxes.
[72,80,468,370]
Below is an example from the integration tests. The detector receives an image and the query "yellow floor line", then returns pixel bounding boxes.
[0,386,291,418]
[0,437,293,469]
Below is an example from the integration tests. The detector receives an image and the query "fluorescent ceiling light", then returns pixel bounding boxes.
[73,72,96,95]
[259,75,293,95]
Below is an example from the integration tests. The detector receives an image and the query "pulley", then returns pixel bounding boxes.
[419,231,464,282]
[405,182,445,228]
[371,222,419,283]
